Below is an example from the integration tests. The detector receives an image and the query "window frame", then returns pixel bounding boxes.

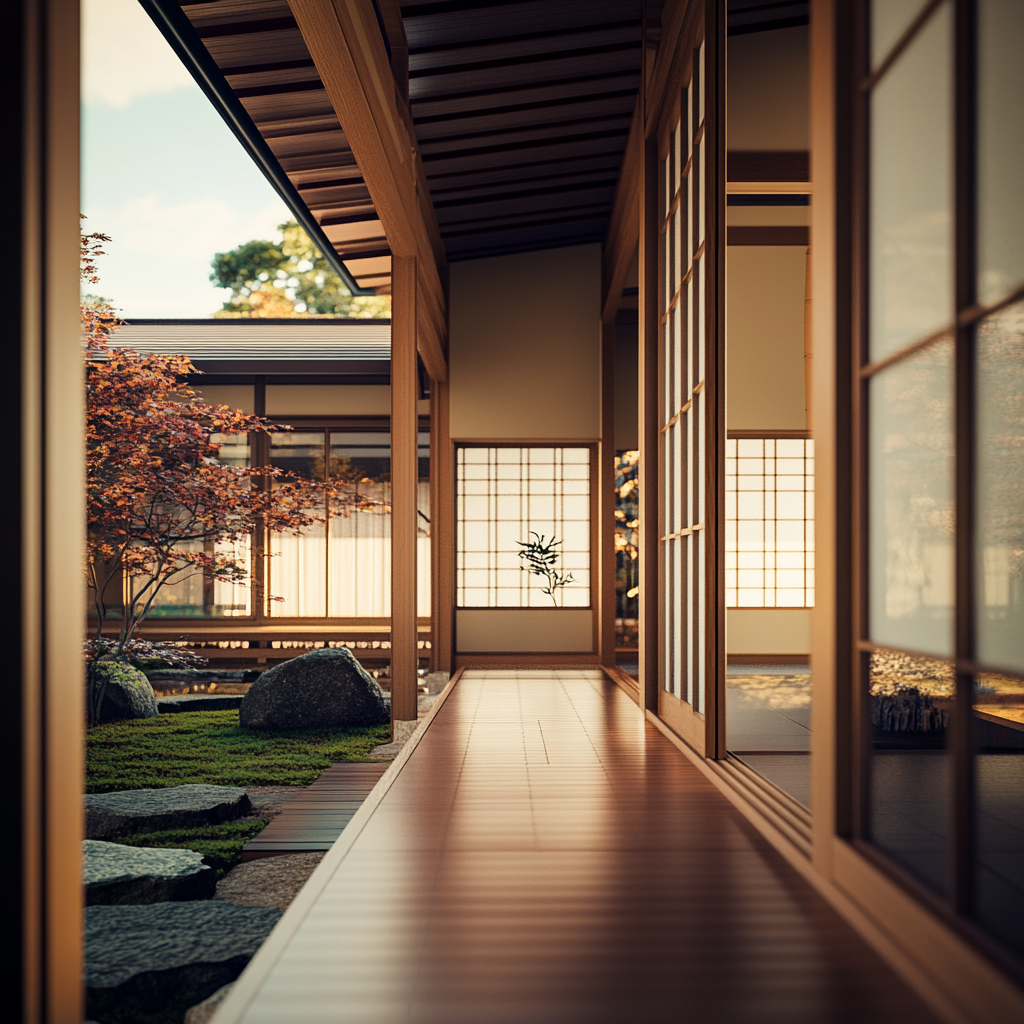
[453,441,599,612]
[850,0,1024,974]
[123,414,430,628]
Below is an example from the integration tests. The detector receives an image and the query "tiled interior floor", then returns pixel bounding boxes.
[230,670,938,1024]
[727,665,812,807]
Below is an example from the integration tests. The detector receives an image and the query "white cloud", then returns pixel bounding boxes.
[83,0,194,108]
[88,193,292,318]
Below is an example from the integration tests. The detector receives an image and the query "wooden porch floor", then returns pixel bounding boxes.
[222,669,939,1024]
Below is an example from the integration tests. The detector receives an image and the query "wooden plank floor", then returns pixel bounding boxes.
[242,763,389,859]
[227,670,940,1023]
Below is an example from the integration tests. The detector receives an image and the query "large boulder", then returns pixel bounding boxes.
[85,902,280,1015]
[85,784,251,840]
[89,661,158,724]
[240,647,389,730]
[84,840,216,905]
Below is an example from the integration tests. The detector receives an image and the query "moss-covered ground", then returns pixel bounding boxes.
[110,818,269,877]
[87,710,390,792]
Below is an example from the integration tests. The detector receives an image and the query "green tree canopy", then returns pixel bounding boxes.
[210,220,389,319]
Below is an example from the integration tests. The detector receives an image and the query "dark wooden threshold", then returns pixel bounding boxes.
[728,654,810,665]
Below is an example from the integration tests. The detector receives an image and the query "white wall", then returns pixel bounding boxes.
[727,609,811,655]
[449,244,601,653]
[450,244,600,440]
[728,26,809,151]
[457,609,593,653]
[726,246,808,432]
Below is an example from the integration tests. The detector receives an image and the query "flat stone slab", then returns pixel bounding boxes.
[84,840,216,905]
[86,902,280,1013]
[85,785,251,839]
[158,694,244,713]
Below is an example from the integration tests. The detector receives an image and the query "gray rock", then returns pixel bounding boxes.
[421,671,450,694]
[158,694,244,712]
[240,647,389,730]
[89,661,158,724]
[84,840,216,905]
[184,982,233,1024]
[85,902,280,1012]
[85,784,251,840]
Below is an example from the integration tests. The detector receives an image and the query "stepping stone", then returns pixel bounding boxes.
[84,840,216,905]
[86,902,280,1014]
[85,785,251,840]
[158,694,244,713]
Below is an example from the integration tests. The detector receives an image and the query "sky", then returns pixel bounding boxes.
[82,0,292,318]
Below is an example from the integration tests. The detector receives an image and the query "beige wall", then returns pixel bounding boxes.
[265,385,429,417]
[194,384,255,414]
[728,26,809,151]
[726,246,808,431]
[449,244,601,440]
[457,609,594,653]
[727,609,811,655]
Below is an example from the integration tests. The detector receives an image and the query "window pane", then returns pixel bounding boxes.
[975,301,1024,673]
[869,340,954,656]
[974,672,1024,957]
[870,649,952,896]
[269,431,326,480]
[869,2,953,361]
[870,0,933,68]
[977,0,1024,305]
[456,448,590,608]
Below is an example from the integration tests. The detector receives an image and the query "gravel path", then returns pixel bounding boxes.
[214,852,326,912]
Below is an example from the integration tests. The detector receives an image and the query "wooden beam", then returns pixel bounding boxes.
[287,0,448,381]
[600,322,617,666]
[390,256,419,733]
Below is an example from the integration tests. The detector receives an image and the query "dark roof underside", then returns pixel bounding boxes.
[397,0,643,262]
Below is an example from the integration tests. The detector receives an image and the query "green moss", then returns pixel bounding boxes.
[87,710,390,792]
[108,818,269,877]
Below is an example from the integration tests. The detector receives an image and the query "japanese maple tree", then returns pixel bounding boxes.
[82,226,362,661]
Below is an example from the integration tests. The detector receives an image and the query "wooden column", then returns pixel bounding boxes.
[430,376,454,674]
[599,322,617,667]
[10,0,85,1019]
[638,137,661,712]
[391,256,419,734]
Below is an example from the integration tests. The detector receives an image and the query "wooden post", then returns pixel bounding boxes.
[391,256,419,737]
[430,376,454,674]
[638,136,661,713]
[10,0,85,1018]
[600,322,617,667]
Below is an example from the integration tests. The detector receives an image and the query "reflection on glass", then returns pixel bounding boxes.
[977,0,1024,305]
[727,663,812,808]
[974,672,1024,957]
[871,0,933,68]
[270,430,430,618]
[976,302,1024,674]
[869,2,952,362]
[143,430,254,617]
[869,649,952,895]
[869,340,954,656]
